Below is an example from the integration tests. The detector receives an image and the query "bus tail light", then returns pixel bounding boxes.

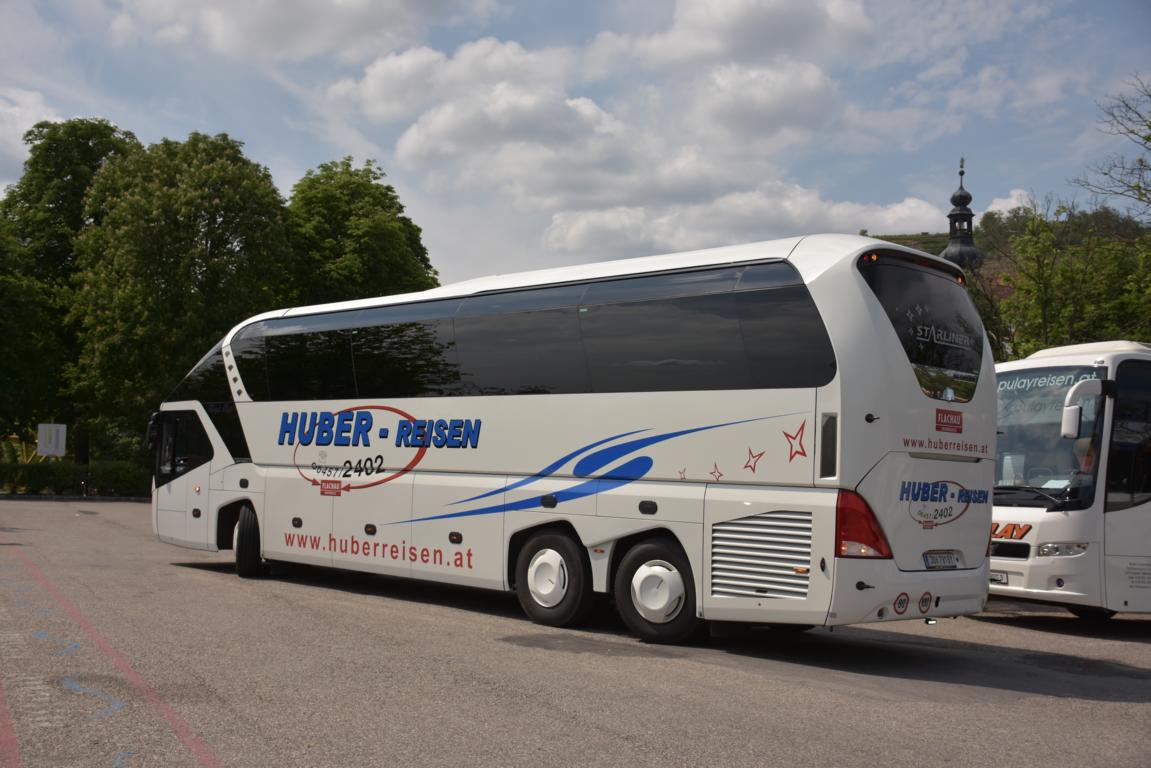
[836,490,892,559]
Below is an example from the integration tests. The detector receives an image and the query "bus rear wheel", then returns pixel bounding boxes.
[234,504,267,578]
[614,538,701,644]
[514,532,593,627]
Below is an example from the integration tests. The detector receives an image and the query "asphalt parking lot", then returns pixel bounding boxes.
[1,499,1148,768]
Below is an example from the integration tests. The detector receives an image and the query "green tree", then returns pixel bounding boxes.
[999,204,1151,357]
[1,118,140,285]
[69,132,291,453]
[287,157,437,306]
[0,119,140,455]
[0,221,61,435]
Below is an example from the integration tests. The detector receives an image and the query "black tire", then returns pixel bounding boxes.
[514,532,594,627]
[613,537,702,644]
[1067,606,1116,621]
[235,504,266,578]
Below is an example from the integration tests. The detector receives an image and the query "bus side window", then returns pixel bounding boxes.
[1106,360,1151,511]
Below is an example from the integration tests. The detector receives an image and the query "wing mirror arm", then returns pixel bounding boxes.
[1060,378,1115,439]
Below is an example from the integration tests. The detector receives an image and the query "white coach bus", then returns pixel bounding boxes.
[991,341,1151,619]
[149,234,995,643]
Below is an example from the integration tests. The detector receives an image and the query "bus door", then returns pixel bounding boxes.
[1102,359,1151,612]
[153,409,215,549]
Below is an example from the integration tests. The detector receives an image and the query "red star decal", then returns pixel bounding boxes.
[709,463,724,481]
[744,447,765,473]
[784,420,807,462]
[678,468,687,480]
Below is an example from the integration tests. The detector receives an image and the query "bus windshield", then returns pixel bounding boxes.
[996,366,1105,509]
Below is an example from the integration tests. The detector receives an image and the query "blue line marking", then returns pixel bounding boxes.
[62,677,124,719]
[113,750,137,767]
[32,630,80,655]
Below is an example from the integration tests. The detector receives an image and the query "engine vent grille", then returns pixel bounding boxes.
[711,510,812,599]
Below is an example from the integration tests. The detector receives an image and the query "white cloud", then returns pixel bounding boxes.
[109,0,498,61]
[0,88,60,166]
[543,183,945,258]
[586,0,872,74]
[686,60,838,148]
[329,38,574,125]
[983,188,1031,214]
[861,0,1047,68]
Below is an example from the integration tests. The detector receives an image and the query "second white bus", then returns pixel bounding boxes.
[150,234,995,643]
[992,341,1151,619]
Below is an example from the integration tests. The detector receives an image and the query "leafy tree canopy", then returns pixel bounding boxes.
[994,204,1151,358]
[287,157,437,306]
[1,118,140,285]
[0,220,62,434]
[69,132,291,446]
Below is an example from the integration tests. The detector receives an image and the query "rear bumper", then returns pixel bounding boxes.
[827,558,989,625]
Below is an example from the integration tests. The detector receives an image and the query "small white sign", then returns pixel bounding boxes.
[37,423,67,457]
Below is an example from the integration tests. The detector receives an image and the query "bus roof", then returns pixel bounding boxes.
[996,341,1151,373]
[1025,341,1151,360]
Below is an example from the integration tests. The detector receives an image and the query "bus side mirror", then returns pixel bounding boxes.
[1061,378,1111,439]
[145,412,161,452]
[1061,405,1082,440]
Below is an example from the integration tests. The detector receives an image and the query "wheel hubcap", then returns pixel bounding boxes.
[630,560,685,624]
[527,548,568,608]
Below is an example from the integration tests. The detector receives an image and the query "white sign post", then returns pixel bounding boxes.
[37,423,67,457]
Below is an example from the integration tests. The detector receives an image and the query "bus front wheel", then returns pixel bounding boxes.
[614,538,701,644]
[234,504,267,578]
[514,532,594,627]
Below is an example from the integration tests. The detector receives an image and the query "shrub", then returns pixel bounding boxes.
[0,460,150,497]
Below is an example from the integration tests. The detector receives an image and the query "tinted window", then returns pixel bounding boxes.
[738,286,836,388]
[168,344,232,404]
[353,319,460,398]
[155,410,213,487]
[166,344,250,460]
[457,285,587,315]
[455,308,588,395]
[736,261,805,290]
[263,322,356,401]
[224,262,837,400]
[1107,360,1151,512]
[230,325,270,400]
[580,294,751,392]
[858,253,984,402]
[583,268,741,305]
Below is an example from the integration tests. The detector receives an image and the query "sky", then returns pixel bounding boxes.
[1,0,1148,283]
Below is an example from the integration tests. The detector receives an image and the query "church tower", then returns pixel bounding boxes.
[939,158,984,271]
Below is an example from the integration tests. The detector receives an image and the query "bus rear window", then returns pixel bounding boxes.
[858,253,984,403]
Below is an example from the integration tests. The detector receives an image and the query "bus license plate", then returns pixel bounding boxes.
[989,571,1007,585]
[923,550,959,570]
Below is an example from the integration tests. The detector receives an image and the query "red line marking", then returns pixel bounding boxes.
[12,550,224,768]
[0,676,22,768]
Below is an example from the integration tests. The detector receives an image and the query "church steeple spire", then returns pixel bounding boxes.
[940,157,983,271]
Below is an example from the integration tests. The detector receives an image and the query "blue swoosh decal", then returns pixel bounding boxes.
[451,427,649,505]
[410,416,777,525]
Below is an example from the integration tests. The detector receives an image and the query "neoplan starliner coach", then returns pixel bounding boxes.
[149,234,995,643]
